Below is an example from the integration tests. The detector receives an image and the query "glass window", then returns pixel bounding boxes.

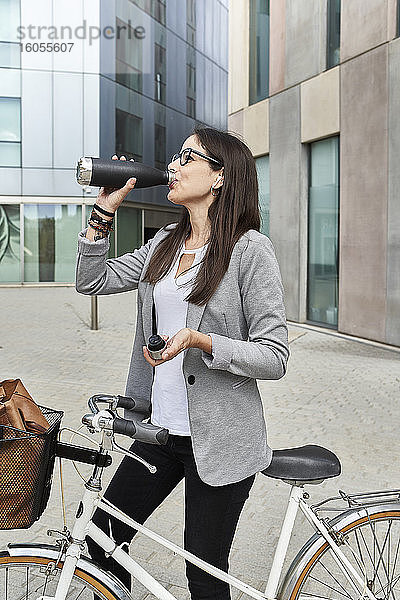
[255,155,270,236]
[144,208,178,243]
[116,109,143,162]
[186,46,196,118]
[308,137,339,327]
[398,0,400,37]
[0,97,21,141]
[153,0,166,25]
[116,18,143,94]
[0,0,20,43]
[154,123,166,170]
[24,204,83,283]
[154,43,166,104]
[327,0,340,69]
[0,42,20,68]
[187,0,196,46]
[0,204,20,282]
[0,97,20,166]
[0,141,20,166]
[127,1,165,24]
[249,0,269,105]
[117,205,142,256]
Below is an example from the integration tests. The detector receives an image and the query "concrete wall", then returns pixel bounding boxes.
[269,87,308,321]
[339,45,388,342]
[228,99,269,157]
[387,38,400,344]
[341,0,394,61]
[228,0,249,113]
[243,98,269,156]
[269,0,285,95]
[285,0,327,88]
[301,67,339,143]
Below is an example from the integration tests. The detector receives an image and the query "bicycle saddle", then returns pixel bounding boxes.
[262,444,341,484]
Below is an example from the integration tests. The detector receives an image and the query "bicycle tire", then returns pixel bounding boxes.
[0,543,132,600]
[279,503,400,600]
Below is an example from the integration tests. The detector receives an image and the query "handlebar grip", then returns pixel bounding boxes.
[113,417,137,437]
[116,395,151,415]
[116,395,137,410]
[113,417,169,445]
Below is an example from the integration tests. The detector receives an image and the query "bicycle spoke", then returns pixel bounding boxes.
[367,518,396,600]
[358,520,388,595]
[307,574,354,600]
[387,539,400,600]
[0,561,113,600]
[377,575,400,600]
[299,593,348,600]
[353,529,364,567]
[317,559,354,599]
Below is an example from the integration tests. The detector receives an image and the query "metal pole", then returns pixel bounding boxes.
[91,296,98,330]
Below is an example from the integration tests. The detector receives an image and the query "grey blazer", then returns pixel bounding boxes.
[76,224,289,486]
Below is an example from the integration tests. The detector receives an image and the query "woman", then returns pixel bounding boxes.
[76,127,289,600]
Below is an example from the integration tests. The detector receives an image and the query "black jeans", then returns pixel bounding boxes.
[87,435,255,600]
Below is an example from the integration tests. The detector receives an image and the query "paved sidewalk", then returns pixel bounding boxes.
[0,286,399,599]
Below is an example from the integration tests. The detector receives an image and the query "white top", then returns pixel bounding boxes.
[151,241,208,435]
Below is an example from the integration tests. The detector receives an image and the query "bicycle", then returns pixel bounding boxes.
[1,393,400,600]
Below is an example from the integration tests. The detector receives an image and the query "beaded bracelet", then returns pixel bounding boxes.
[90,208,113,226]
[88,219,113,232]
[94,203,115,217]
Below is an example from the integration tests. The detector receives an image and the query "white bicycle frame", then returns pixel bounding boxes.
[37,478,379,600]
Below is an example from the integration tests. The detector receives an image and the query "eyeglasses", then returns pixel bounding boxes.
[170,148,223,168]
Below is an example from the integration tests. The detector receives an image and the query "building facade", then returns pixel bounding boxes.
[229,0,400,347]
[0,0,228,285]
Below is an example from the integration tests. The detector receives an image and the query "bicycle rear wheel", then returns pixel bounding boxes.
[279,505,400,600]
[0,544,132,600]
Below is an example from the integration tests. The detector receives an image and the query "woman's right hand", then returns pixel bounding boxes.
[96,155,137,214]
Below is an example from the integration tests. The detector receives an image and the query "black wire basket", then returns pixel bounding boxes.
[0,406,63,530]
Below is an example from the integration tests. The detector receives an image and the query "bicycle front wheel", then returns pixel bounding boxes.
[279,504,400,600]
[0,544,132,600]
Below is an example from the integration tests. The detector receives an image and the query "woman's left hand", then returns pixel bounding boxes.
[143,328,194,367]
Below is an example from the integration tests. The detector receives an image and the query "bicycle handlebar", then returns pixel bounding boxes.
[85,394,169,446]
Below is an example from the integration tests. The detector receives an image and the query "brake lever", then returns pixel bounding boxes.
[111,436,157,474]
[83,410,157,474]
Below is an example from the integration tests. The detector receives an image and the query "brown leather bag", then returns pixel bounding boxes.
[0,379,50,433]
[0,379,49,434]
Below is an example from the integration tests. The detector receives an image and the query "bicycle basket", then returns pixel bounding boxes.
[0,405,63,530]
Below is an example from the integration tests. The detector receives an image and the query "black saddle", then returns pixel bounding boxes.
[262,445,341,484]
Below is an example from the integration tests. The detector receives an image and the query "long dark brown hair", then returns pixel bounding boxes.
[143,127,260,305]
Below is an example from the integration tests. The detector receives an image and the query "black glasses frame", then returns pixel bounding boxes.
[171,148,223,168]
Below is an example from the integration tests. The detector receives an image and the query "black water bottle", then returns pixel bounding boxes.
[147,335,167,360]
[76,157,172,189]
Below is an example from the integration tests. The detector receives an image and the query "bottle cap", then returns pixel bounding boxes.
[148,335,167,352]
[76,157,93,185]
